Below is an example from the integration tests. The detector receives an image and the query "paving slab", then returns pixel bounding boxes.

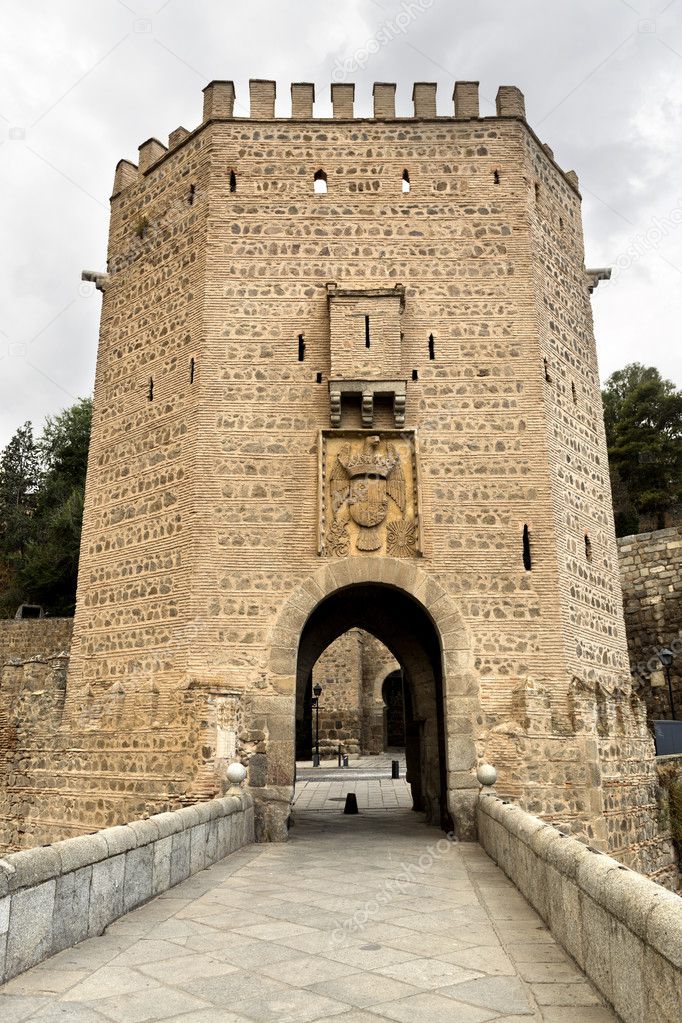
[0,807,617,1023]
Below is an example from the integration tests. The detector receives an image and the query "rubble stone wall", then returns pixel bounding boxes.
[312,630,363,755]
[485,675,679,888]
[618,526,682,722]
[309,630,399,756]
[0,651,233,852]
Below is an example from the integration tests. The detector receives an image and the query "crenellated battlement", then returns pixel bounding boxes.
[195,78,523,121]
[112,78,579,196]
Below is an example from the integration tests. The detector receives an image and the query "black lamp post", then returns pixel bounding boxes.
[312,682,322,767]
[658,648,676,720]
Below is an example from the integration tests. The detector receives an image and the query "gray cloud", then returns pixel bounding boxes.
[1,0,680,446]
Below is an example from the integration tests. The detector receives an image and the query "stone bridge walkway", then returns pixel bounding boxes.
[0,809,618,1023]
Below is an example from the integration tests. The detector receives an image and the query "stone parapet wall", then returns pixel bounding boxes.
[618,526,682,722]
[478,792,682,1023]
[0,654,232,853]
[0,618,73,665]
[0,791,254,985]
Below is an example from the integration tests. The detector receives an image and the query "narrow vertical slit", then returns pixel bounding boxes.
[522,524,532,571]
[428,334,435,360]
[229,171,237,193]
[189,357,195,384]
[148,377,154,402]
[493,169,500,184]
[412,369,418,381]
[298,334,305,362]
[188,184,196,206]
[365,315,370,348]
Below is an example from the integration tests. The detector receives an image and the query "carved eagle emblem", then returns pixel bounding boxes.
[329,435,406,551]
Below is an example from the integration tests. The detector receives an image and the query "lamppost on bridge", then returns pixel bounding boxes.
[312,682,322,767]
[658,648,676,720]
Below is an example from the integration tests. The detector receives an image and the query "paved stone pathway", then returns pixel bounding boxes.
[296,753,407,777]
[0,809,618,1023]
[294,753,411,812]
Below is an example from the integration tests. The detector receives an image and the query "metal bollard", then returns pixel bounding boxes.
[391,759,400,779]
[343,754,349,767]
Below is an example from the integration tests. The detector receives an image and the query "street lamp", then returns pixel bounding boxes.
[312,682,322,767]
[658,648,676,720]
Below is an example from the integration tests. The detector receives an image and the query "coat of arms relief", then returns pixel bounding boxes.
[319,431,421,558]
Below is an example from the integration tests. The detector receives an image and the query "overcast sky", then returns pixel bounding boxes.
[1,0,681,447]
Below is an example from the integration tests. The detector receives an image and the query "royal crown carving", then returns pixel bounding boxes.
[319,431,421,557]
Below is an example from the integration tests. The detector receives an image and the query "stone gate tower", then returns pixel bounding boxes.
[21,78,673,880]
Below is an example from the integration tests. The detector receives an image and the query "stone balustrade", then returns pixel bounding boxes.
[478,791,682,1023]
[0,791,254,984]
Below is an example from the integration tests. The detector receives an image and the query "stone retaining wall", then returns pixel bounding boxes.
[478,792,682,1023]
[618,526,682,723]
[0,791,254,985]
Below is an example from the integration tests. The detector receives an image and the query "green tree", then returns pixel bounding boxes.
[0,423,41,611]
[0,399,92,617]
[36,399,92,518]
[602,363,682,536]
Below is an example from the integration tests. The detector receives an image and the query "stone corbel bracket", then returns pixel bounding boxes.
[81,269,110,293]
[586,267,611,294]
[329,379,407,429]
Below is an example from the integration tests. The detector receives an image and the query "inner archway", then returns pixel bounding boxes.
[295,583,449,827]
[382,669,406,748]
[296,630,401,760]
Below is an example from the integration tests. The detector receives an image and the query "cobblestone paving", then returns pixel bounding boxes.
[0,810,618,1022]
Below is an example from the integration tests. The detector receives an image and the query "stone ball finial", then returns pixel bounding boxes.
[476,763,497,788]
[226,762,247,786]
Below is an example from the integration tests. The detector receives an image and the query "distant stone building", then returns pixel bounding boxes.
[0,78,677,884]
[304,630,399,758]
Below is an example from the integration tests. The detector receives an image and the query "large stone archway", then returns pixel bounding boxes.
[265,558,482,840]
